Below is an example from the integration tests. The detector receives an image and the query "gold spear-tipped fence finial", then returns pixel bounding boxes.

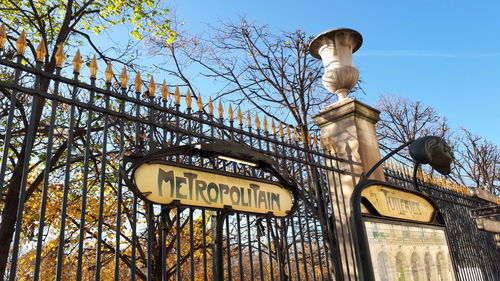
[300,128,306,144]
[185,88,192,108]
[161,80,169,100]
[0,24,6,50]
[278,122,284,138]
[247,111,252,128]
[271,120,276,135]
[174,86,181,105]
[329,137,338,153]
[197,95,203,112]
[208,98,214,116]
[16,31,27,56]
[263,116,268,133]
[293,127,298,142]
[72,50,83,73]
[134,72,142,93]
[89,55,98,79]
[218,101,224,119]
[228,104,234,122]
[286,125,291,140]
[327,138,336,154]
[120,66,128,88]
[35,39,47,62]
[237,107,243,126]
[255,114,261,131]
[54,44,65,68]
[320,137,326,151]
[105,62,113,84]
[147,76,156,98]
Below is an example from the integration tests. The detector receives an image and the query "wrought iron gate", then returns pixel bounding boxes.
[0,34,498,281]
[0,37,359,281]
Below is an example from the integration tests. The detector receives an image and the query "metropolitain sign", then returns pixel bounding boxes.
[133,163,293,217]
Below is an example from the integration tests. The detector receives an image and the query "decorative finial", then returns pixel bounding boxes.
[255,114,261,131]
[228,104,234,122]
[174,86,181,105]
[147,77,156,98]
[72,50,83,73]
[309,28,362,101]
[105,62,113,84]
[120,67,128,88]
[197,95,203,112]
[185,88,192,108]
[89,55,98,79]
[134,72,142,93]
[161,80,169,100]
[237,107,243,126]
[16,31,27,56]
[271,120,276,135]
[35,39,47,62]
[263,116,268,133]
[208,98,214,116]
[218,101,224,119]
[54,44,65,68]
[247,111,252,128]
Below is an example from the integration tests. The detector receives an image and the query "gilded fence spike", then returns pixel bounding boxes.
[208,98,214,116]
[313,134,318,149]
[255,114,260,131]
[0,24,6,50]
[320,137,326,151]
[174,86,181,105]
[263,116,268,133]
[89,55,98,79]
[105,62,113,84]
[147,77,156,98]
[238,107,243,125]
[72,50,83,73]
[185,88,192,109]
[286,125,291,140]
[161,80,169,100]
[247,111,252,128]
[218,101,224,119]
[308,134,312,147]
[228,104,234,122]
[134,72,142,93]
[293,127,298,142]
[35,39,47,62]
[278,122,284,138]
[271,120,276,135]
[16,31,27,56]
[55,44,65,68]
[120,67,128,88]
[197,95,203,112]
[300,128,306,144]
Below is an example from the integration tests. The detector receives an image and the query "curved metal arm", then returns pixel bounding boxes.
[365,140,414,178]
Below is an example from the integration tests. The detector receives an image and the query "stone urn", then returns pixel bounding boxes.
[309,28,363,101]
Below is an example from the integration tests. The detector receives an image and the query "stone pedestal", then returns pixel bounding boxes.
[313,97,384,280]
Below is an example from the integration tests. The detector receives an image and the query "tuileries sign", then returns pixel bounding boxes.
[361,184,436,222]
[133,163,293,217]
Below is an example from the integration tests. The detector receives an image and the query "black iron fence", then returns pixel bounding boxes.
[384,164,500,281]
[0,35,360,281]
[0,32,498,281]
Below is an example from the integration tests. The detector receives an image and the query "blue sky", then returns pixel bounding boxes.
[161,0,500,144]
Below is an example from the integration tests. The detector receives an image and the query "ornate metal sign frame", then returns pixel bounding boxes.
[120,140,299,218]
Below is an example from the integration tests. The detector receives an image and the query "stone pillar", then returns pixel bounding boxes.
[313,97,384,280]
